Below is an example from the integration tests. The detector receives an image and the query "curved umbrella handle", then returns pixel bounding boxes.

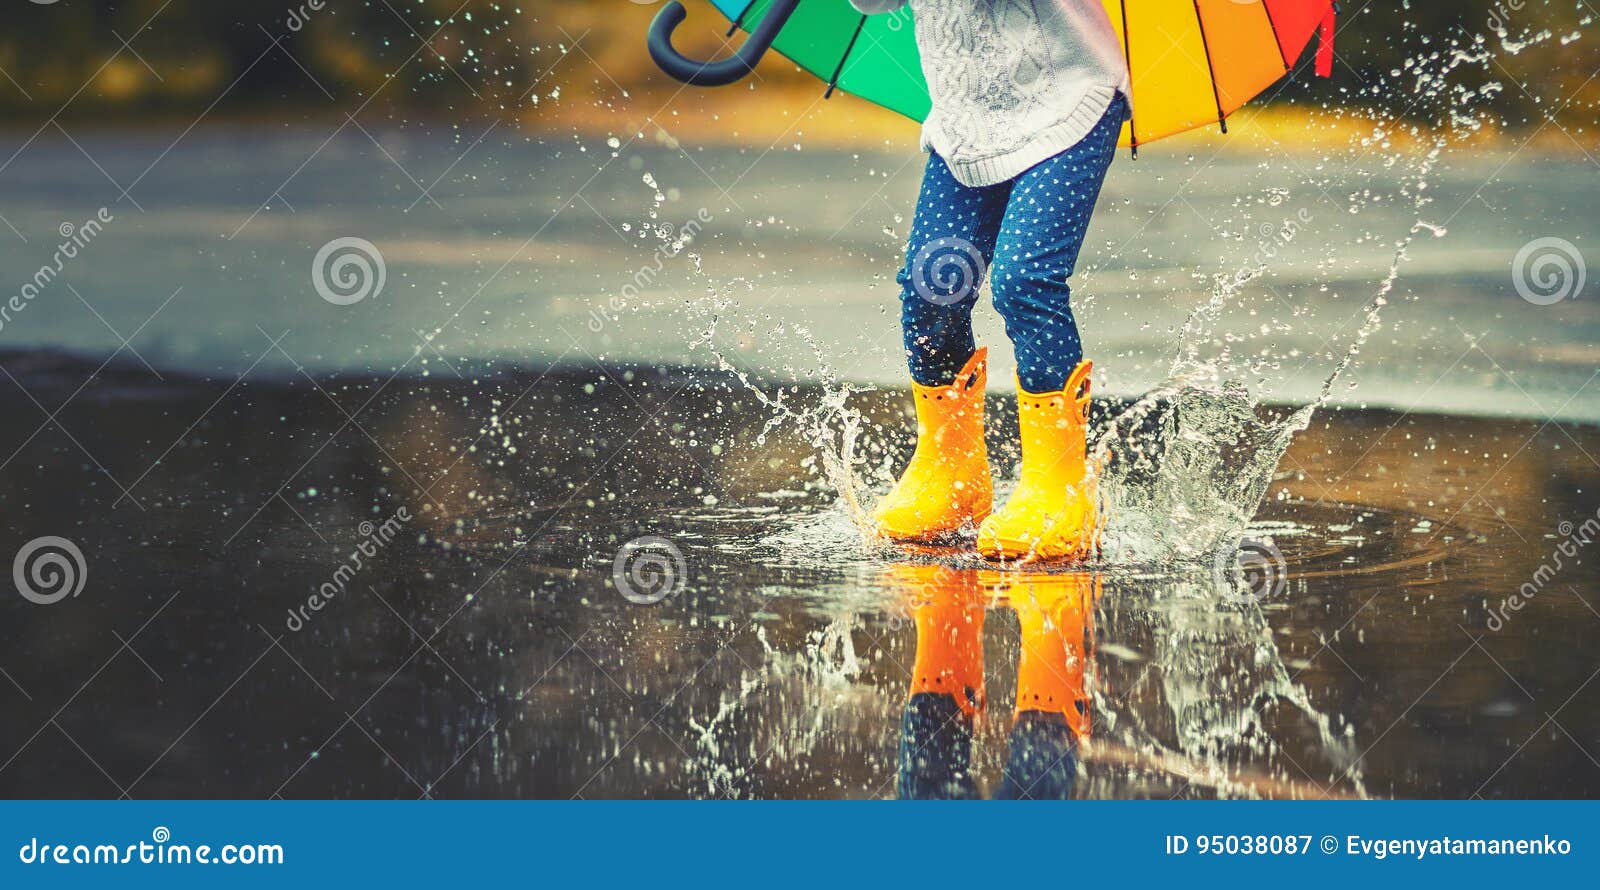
[648,0,802,87]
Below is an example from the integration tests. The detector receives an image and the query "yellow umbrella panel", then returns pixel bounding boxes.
[1109,0,1337,151]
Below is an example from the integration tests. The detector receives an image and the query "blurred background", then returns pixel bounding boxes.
[2,1,1597,132]
[0,0,1596,419]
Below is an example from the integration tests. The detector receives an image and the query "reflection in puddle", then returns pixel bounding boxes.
[759,499,1391,800]
[0,359,1594,799]
[886,563,1094,800]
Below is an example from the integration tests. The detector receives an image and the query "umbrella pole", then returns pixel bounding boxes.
[1118,0,1138,159]
[825,17,870,99]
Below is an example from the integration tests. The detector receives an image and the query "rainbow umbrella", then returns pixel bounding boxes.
[648,0,1337,154]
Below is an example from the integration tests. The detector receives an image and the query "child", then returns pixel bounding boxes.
[853,0,1130,561]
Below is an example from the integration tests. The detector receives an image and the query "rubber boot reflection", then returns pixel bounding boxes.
[885,562,1098,800]
[997,570,1096,800]
[895,564,987,799]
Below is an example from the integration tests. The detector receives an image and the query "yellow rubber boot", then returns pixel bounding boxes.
[872,349,993,542]
[1011,572,1098,738]
[977,360,1097,562]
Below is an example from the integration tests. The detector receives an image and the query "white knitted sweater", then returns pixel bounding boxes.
[850,0,1130,187]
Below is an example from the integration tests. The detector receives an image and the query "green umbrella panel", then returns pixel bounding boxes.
[705,0,931,121]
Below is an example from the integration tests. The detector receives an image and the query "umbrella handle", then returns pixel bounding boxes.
[648,0,801,87]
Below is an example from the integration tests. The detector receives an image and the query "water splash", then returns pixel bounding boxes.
[681,618,868,797]
[1091,581,1367,798]
[1092,35,1477,566]
[688,292,879,539]
[635,17,1568,799]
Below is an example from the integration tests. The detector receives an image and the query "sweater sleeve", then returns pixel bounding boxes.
[849,0,908,13]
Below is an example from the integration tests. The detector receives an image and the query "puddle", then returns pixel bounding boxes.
[1,359,1593,799]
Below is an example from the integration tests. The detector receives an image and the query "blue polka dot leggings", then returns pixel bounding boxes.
[897,93,1125,393]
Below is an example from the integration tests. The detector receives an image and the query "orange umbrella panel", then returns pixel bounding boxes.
[1108,0,1337,150]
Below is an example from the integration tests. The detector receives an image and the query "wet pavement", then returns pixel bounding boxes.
[1,353,1596,799]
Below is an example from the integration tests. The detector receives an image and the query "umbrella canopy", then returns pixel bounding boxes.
[649,0,1337,152]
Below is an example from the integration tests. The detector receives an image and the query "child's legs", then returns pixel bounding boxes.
[989,97,1123,392]
[897,154,1009,386]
